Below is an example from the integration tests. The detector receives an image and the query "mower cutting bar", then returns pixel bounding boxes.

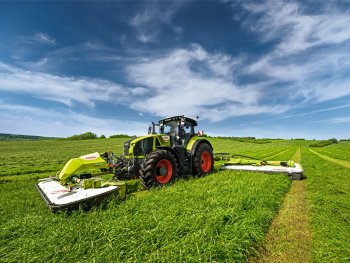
[37,178,119,212]
[220,162,303,180]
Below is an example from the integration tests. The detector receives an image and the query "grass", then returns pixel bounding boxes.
[309,147,350,168]
[251,148,312,263]
[309,141,350,161]
[304,148,350,262]
[1,137,349,262]
[253,144,350,262]
[251,181,312,263]
[0,138,294,262]
[0,170,290,262]
[0,138,126,178]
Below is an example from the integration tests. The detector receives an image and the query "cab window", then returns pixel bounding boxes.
[161,121,178,135]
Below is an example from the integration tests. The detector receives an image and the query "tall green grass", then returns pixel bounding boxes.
[0,171,290,262]
[0,138,125,178]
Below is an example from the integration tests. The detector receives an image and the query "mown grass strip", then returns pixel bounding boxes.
[293,148,301,163]
[251,148,312,263]
[309,142,350,161]
[264,149,288,159]
[302,149,350,262]
[309,148,350,168]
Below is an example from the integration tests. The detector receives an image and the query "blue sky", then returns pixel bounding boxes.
[1,0,350,139]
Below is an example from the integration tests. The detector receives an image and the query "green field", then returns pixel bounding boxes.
[1,138,350,262]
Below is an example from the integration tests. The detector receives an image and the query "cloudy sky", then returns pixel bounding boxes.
[1,0,350,139]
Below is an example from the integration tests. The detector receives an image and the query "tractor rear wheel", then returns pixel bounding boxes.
[139,150,178,188]
[193,143,214,176]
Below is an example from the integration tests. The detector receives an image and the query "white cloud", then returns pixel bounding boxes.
[3,0,350,132]
[129,2,184,43]
[2,44,286,125]
[14,41,124,71]
[280,103,350,120]
[127,44,287,121]
[0,102,148,137]
[309,116,350,125]
[310,81,350,103]
[242,0,350,54]
[130,87,149,96]
[136,31,160,44]
[244,49,350,103]
[19,32,56,45]
[328,117,350,124]
[0,63,132,107]
[240,0,350,103]
[33,32,56,45]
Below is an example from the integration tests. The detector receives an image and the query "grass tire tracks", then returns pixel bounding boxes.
[251,148,312,263]
[308,148,350,168]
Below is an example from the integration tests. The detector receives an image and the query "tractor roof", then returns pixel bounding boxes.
[159,116,198,126]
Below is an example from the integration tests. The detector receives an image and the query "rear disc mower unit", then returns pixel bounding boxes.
[216,153,303,180]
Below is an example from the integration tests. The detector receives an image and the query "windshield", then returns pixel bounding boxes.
[160,121,178,134]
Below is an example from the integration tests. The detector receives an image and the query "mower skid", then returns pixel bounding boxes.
[36,179,119,212]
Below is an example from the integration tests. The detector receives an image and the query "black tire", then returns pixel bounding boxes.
[139,150,178,188]
[193,143,214,176]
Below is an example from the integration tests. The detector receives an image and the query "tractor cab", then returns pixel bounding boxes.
[157,116,198,146]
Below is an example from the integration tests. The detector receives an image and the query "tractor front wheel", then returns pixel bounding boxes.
[139,150,178,188]
[193,143,214,176]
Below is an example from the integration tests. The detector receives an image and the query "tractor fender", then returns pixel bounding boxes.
[189,139,213,156]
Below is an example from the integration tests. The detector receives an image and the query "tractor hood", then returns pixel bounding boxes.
[124,135,171,158]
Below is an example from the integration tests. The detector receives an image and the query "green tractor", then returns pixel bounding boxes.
[119,115,214,187]
[37,116,214,211]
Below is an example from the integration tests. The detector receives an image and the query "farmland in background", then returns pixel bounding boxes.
[0,138,349,262]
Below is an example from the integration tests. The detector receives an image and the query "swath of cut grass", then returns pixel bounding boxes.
[250,148,312,263]
[308,148,350,168]
[250,181,312,263]
[303,148,350,262]
[309,141,350,162]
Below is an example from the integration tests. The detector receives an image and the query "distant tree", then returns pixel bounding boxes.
[109,134,132,138]
[328,138,338,144]
[309,139,337,147]
[100,135,106,139]
[66,132,98,140]
[0,133,56,141]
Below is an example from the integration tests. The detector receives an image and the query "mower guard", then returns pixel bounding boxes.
[36,178,120,212]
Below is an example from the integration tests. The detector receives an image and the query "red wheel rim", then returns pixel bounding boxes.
[156,159,173,184]
[201,151,212,173]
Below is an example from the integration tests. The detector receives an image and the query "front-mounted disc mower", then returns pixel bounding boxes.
[36,115,214,211]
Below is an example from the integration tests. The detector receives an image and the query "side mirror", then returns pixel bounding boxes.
[148,125,152,134]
